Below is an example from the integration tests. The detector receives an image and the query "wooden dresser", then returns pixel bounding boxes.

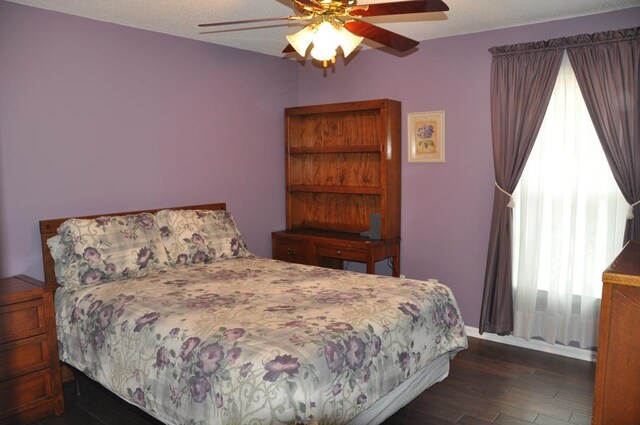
[592,240,640,425]
[0,275,64,424]
[275,99,401,276]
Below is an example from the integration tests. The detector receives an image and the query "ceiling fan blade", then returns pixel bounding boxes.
[349,0,448,17]
[199,16,292,28]
[344,20,418,52]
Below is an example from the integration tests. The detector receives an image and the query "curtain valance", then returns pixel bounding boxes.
[489,26,640,56]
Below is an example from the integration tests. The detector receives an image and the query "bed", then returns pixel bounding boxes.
[40,203,467,425]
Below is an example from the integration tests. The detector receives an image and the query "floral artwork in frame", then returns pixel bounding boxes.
[407,110,445,163]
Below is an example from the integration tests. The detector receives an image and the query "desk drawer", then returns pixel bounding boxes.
[0,334,50,380]
[0,299,46,344]
[315,244,367,262]
[273,237,311,265]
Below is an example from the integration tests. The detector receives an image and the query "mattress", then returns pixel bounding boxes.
[55,257,467,424]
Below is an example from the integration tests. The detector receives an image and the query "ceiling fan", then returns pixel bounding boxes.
[199,0,449,67]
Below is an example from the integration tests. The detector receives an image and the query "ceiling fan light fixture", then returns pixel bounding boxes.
[286,25,315,57]
[337,26,363,58]
[310,21,341,64]
[201,0,447,67]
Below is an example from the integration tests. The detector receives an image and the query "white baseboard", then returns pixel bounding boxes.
[465,326,596,363]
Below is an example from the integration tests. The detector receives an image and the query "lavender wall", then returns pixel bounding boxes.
[297,7,640,327]
[1,2,638,329]
[0,2,297,279]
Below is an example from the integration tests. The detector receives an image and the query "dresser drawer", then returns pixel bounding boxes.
[0,299,46,344]
[315,244,367,262]
[0,334,50,380]
[273,237,311,265]
[0,368,53,419]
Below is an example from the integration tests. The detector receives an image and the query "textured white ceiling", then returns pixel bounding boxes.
[8,0,640,57]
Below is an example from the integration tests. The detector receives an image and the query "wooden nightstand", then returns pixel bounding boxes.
[0,275,64,424]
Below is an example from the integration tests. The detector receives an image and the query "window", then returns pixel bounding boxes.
[511,52,628,348]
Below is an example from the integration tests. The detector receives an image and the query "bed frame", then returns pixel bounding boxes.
[39,203,227,291]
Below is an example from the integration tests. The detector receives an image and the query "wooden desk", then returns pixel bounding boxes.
[272,229,400,277]
[592,240,640,425]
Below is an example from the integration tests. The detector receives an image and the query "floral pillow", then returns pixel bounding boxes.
[155,209,251,265]
[47,234,73,288]
[52,213,170,290]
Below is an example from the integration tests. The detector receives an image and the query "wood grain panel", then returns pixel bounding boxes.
[272,230,400,276]
[289,145,380,154]
[272,237,312,265]
[0,275,65,423]
[288,110,381,149]
[284,99,400,244]
[0,299,45,344]
[384,100,401,239]
[0,334,49,380]
[0,368,53,417]
[288,192,379,233]
[289,153,381,187]
[288,185,382,195]
[593,241,640,425]
[595,284,640,424]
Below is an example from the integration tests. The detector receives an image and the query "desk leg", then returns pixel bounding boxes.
[392,255,400,277]
[366,260,375,275]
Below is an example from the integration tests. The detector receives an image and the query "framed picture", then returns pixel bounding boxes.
[407,110,445,163]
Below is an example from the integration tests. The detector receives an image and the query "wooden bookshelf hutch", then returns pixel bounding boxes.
[272,99,401,276]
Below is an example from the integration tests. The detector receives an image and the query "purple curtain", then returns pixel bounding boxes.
[479,44,563,335]
[480,27,639,335]
[566,28,640,242]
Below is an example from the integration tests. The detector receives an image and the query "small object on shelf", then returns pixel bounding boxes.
[0,275,64,424]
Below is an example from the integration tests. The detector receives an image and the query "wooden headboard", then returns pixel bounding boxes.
[39,203,227,290]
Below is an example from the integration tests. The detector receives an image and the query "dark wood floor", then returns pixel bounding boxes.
[383,338,595,425]
[34,337,595,425]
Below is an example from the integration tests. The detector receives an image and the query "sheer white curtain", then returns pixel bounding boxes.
[511,52,628,348]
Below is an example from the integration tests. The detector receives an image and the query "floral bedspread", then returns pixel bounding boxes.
[55,257,467,425]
